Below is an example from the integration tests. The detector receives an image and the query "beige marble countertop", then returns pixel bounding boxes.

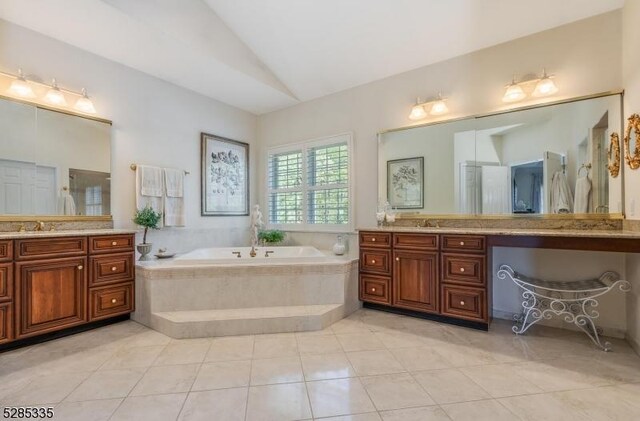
[358,226,640,239]
[0,228,137,240]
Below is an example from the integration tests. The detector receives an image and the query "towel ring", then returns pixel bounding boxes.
[608,132,621,178]
[624,114,640,170]
[578,163,591,176]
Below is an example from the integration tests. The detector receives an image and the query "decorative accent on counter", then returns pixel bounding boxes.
[333,235,346,255]
[607,132,621,177]
[133,206,162,260]
[624,114,640,170]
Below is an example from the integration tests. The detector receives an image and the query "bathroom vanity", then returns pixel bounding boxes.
[0,231,135,348]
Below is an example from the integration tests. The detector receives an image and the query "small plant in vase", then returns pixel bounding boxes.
[258,229,285,246]
[133,206,162,260]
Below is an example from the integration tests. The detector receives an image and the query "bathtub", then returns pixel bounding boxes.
[174,246,327,265]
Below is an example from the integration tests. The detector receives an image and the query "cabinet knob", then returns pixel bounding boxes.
[112,241,118,246]
[460,300,466,306]
[371,259,376,264]
[371,238,376,242]
[111,266,118,271]
[395,257,400,261]
[460,267,465,272]
[371,288,376,292]
[111,298,117,304]
[460,241,465,246]
[77,265,83,270]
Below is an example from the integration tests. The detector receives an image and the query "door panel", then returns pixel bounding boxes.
[392,250,438,313]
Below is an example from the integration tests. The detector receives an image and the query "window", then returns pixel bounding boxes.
[85,185,102,216]
[267,133,353,231]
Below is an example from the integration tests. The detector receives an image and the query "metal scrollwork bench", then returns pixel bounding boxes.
[497,264,631,351]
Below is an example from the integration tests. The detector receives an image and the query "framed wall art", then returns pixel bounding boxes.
[387,156,424,209]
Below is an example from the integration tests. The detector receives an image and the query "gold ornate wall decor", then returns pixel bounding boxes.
[608,132,620,177]
[624,113,640,170]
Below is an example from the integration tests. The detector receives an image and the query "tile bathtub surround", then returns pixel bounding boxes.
[0,310,639,420]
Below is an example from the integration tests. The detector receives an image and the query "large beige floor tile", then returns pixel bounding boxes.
[510,359,612,392]
[442,399,518,421]
[360,373,434,411]
[336,332,386,352]
[380,405,451,421]
[389,347,452,371]
[301,352,357,381]
[461,363,543,398]
[307,378,375,418]
[191,360,251,391]
[432,342,499,367]
[250,356,304,385]
[66,368,145,402]
[246,382,312,421]
[330,318,372,334]
[110,393,187,421]
[253,336,299,358]
[178,388,248,421]
[153,342,210,366]
[52,398,123,421]
[499,391,591,421]
[205,336,254,362]
[412,369,490,404]
[373,330,428,349]
[297,334,343,355]
[2,371,91,405]
[100,345,166,370]
[346,350,405,376]
[130,364,199,396]
[317,413,382,421]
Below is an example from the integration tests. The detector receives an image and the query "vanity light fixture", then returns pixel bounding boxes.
[532,68,558,97]
[44,78,67,106]
[503,69,559,103]
[7,68,36,98]
[502,76,527,103]
[74,88,96,114]
[408,94,450,121]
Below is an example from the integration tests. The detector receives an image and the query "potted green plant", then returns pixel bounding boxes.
[258,229,285,246]
[133,206,162,260]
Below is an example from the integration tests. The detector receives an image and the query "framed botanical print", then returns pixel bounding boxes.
[387,157,424,209]
[201,133,250,216]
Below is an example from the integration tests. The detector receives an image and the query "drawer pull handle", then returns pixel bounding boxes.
[460,300,466,306]
[395,257,400,261]
[111,241,118,246]
[111,266,118,271]
[371,238,376,242]
[371,259,376,264]
[460,267,465,272]
[77,265,83,270]
[111,298,118,304]
[371,288,376,292]
[460,241,465,246]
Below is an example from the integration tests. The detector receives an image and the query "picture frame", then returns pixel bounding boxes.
[387,156,424,209]
[201,132,250,216]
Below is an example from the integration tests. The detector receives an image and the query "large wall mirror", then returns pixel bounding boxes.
[0,97,111,218]
[378,93,623,217]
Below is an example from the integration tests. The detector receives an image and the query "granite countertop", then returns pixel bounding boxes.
[0,228,137,240]
[358,226,640,239]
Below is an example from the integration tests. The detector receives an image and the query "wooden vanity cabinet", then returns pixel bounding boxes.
[0,233,135,348]
[359,231,489,329]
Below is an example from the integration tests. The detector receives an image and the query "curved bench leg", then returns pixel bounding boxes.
[574,310,611,352]
[513,291,544,335]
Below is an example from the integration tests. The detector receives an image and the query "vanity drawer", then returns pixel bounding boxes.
[89,282,134,321]
[360,274,391,305]
[0,263,13,302]
[360,249,391,275]
[359,232,392,248]
[0,240,13,262]
[442,235,485,252]
[441,285,486,322]
[0,302,12,344]
[442,253,485,286]
[89,235,135,254]
[393,233,438,250]
[16,237,87,260]
[89,252,135,287]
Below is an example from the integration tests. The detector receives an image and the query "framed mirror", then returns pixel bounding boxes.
[378,93,624,217]
[0,96,112,219]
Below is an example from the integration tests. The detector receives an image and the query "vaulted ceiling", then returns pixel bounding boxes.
[0,0,624,114]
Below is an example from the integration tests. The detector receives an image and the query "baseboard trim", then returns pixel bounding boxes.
[626,334,640,357]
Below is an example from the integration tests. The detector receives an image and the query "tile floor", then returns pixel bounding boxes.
[1,309,640,420]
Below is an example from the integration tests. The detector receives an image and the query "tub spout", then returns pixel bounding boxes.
[250,246,257,257]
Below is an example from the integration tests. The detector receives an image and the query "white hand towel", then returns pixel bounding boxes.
[140,165,164,197]
[163,168,186,227]
[136,166,164,228]
[551,171,573,214]
[58,191,77,216]
[574,176,592,214]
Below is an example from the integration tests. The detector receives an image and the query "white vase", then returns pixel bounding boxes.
[332,235,346,255]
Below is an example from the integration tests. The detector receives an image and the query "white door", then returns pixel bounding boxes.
[35,165,57,215]
[543,151,565,214]
[0,159,36,214]
[459,163,480,214]
[481,166,511,214]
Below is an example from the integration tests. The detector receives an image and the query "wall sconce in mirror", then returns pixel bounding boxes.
[1,68,97,115]
[608,132,621,178]
[624,114,640,170]
[502,68,558,103]
[408,93,449,121]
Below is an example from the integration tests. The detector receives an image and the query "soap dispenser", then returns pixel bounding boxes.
[333,235,346,255]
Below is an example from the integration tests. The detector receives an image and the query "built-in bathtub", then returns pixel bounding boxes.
[133,246,360,338]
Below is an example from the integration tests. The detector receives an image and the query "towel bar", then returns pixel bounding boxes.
[497,264,631,351]
[130,163,189,175]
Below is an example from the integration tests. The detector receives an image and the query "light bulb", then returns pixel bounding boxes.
[503,81,526,103]
[409,104,427,121]
[44,78,67,106]
[533,70,558,97]
[7,69,36,98]
[74,88,96,114]
[429,98,449,116]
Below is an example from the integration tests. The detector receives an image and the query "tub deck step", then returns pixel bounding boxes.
[150,304,345,338]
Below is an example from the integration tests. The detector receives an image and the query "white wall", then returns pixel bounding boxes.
[623,0,640,350]
[258,11,629,334]
[0,19,258,251]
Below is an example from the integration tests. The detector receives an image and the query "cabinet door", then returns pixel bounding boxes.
[392,250,438,313]
[0,302,12,344]
[15,256,87,339]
